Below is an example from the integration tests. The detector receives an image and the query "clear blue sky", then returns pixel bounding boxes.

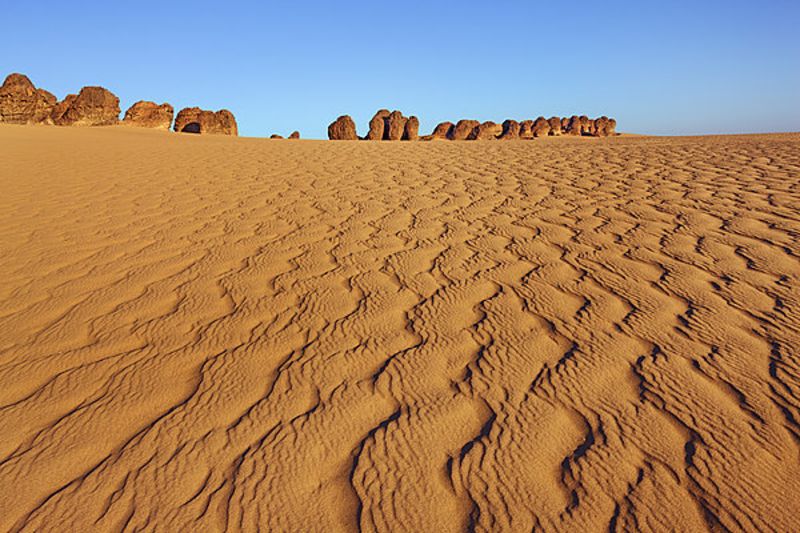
[2,1,798,138]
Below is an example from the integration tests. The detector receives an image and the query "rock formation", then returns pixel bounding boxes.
[469,121,502,140]
[532,117,551,137]
[518,120,535,139]
[451,119,480,140]
[52,86,120,126]
[270,134,283,139]
[123,101,173,130]
[174,107,238,135]
[327,115,357,140]
[499,119,520,140]
[429,121,454,140]
[565,115,582,136]
[289,131,300,139]
[367,109,390,140]
[593,116,617,137]
[0,73,57,124]
[548,116,562,135]
[403,116,419,141]
[385,111,407,141]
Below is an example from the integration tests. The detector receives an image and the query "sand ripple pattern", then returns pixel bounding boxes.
[0,127,799,532]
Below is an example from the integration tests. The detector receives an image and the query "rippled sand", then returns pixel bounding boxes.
[1,125,798,532]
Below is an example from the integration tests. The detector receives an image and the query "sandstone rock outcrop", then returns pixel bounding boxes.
[123,101,173,129]
[451,119,480,140]
[270,134,283,139]
[289,131,300,139]
[403,116,419,141]
[174,107,238,135]
[367,109,390,140]
[50,94,76,124]
[519,119,535,139]
[52,86,120,126]
[565,115,582,135]
[328,115,357,140]
[428,121,454,140]
[385,110,407,141]
[0,73,57,124]
[532,117,551,137]
[548,116,562,135]
[469,121,502,140]
[499,119,520,140]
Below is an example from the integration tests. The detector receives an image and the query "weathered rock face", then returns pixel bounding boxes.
[50,94,76,124]
[566,115,582,135]
[451,119,480,140]
[327,115,357,140]
[0,73,57,124]
[469,121,502,140]
[289,131,300,139]
[548,116,562,135]
[499,119,520,140]
[53,86,120,126]
[403,116,419,140]
[592,116,617,137]
[123,101,173,129]
[532,117,551,137]
[518,119,535,139]
[385,110,407,141]
[367,109,390,140]
[429,121,454,140]
[174,107,238,135]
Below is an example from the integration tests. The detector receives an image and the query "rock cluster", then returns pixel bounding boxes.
[423,115,617,140]
[328,110,421,140]
[123,101,173,129]
[174,107,238,136]
[1,72,239,136]
[0,73,57,124]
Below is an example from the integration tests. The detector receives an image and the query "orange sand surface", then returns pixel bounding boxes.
[1,125,799,532]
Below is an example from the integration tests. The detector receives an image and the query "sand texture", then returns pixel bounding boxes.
[1,125,799,532]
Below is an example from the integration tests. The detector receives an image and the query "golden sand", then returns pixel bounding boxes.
[1,125,798,531]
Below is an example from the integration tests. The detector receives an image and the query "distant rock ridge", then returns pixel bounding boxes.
[329,109,618,141]
[174,107,238,136]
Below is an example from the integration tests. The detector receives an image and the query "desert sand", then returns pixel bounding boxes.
[0,125,798,532]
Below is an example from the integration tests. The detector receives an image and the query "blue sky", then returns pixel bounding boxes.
[2,1,798,138]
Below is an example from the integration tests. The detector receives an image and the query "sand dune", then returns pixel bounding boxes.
[0,125,798,532]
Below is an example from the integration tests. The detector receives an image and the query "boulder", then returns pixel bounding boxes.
[579,115,593,135]
[123,101,173,129]
[499,119,520,140]
[561,117,570,131]
[0,73,57,124]
[270,134,283,139]
[451,119,480,140]
[606,118,617,136]
[53,86,120,126]
[327,115,357,140]
[403,116,419,140]
[429,121,454,140]
[289,131,300,139]
[385,110,407,140]
[593,116,617,137]
[565,115,582,135]
[174,107,238,135]
[532,117,551,137]
[519,120,535,139]
[469,121,502,140]
[367,109,390,140]
[548,116,562,135]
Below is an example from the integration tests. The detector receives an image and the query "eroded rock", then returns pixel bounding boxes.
[123,101,173,129]
[174,107,238,135]
[327,115,357,140]
[0,73,56,124]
